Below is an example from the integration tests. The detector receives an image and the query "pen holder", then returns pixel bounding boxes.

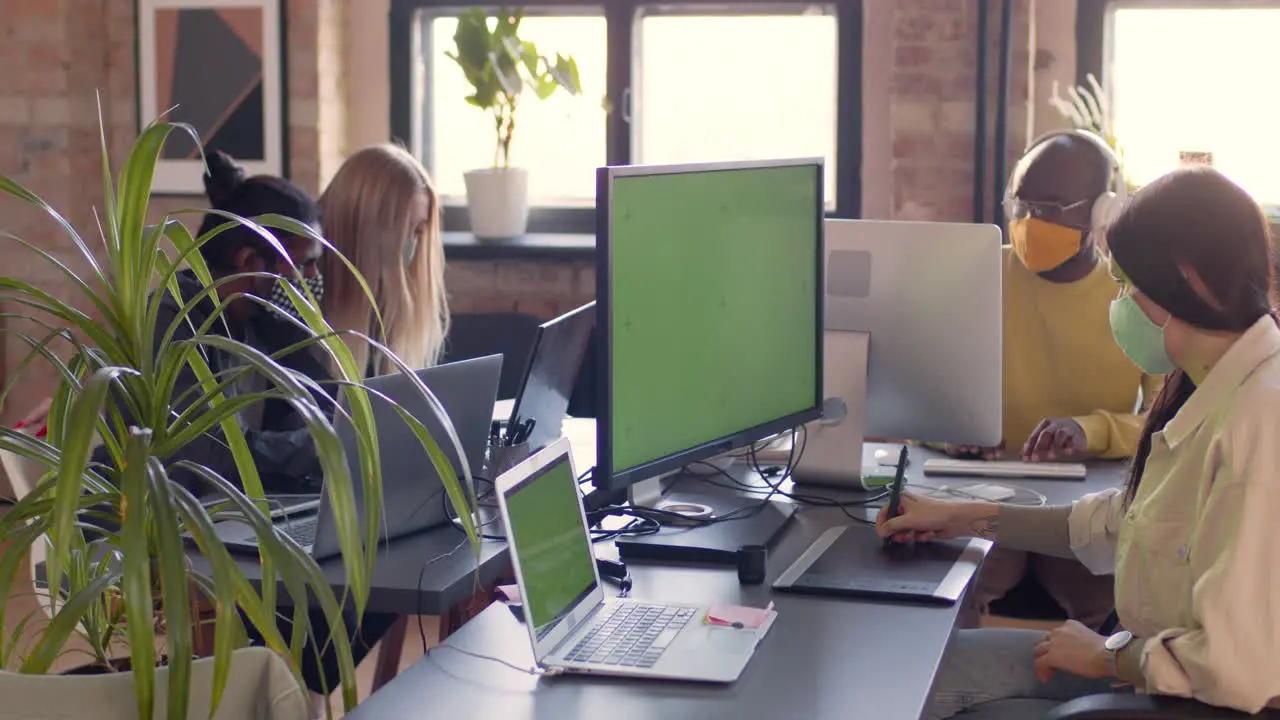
[485,441,532,480]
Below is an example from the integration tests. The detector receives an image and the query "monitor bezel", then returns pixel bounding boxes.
[593,158,826,494]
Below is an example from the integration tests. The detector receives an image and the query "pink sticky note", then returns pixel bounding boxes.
[496,584,522,603]
[705,602,775,629]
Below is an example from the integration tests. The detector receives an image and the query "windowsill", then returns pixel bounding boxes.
[442,232,596,261]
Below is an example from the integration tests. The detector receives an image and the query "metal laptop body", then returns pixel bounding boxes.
[495,438,773,683]
[496,301,596,451]
[215,354,502,558]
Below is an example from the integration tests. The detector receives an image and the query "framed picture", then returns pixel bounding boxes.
[137,0,285,194]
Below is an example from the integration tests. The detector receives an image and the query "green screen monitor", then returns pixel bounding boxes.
[594,159,824,495]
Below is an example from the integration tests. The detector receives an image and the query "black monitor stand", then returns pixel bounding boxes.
[611,472,797,565]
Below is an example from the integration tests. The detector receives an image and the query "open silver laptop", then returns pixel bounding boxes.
[215,354,502,558]
[495,437,774,683]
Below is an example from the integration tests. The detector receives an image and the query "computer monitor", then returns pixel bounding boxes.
[791,219,1002,487]
[594,158,825,498]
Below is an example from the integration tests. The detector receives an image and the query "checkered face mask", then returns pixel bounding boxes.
[266,273,324,322]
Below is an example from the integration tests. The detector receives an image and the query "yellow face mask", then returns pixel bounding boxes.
[1008,217,1083,273]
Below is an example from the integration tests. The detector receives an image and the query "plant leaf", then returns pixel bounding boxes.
[118,429,157,718]
[47,367,136,618]
[19,571,118,674]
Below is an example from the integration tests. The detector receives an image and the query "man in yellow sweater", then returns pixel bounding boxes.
[953,130,1163,629]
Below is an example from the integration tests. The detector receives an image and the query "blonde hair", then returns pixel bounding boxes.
[319,144,449,376]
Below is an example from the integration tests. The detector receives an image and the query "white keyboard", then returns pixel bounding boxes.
[922,458,1087,480]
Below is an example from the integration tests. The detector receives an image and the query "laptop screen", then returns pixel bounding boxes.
[504,453,598,638]
[511,302,595,451]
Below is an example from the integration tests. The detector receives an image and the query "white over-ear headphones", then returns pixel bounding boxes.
[1012,129,1127,230]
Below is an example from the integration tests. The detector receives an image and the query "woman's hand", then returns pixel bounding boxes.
[1033,620,1111,683]
[15,397,51,437]
[875,493,1000,543]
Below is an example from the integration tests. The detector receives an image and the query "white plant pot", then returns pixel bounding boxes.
[2,647,310,719]
[464,168,530,240]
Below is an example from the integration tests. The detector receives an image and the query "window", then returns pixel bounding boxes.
[390,0,861,233]
[1107,3,1280,208]
[426,13,607,206]
[634,11,839,207]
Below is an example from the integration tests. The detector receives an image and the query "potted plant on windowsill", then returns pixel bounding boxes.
[1048,72,1136,196]
[0,108,479,718]
[446,6,581,240]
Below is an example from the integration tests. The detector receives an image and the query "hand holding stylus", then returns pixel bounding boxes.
[881,446,909,547]
[876,493,1001,544]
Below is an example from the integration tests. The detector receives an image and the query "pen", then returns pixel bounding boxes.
[883,445,909,546]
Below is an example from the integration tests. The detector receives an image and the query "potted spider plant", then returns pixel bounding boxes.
[0,108,479,718]
[446,6,581,240]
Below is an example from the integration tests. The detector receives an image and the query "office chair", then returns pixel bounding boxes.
[441,312,541,400]
[1047,611,1280,719]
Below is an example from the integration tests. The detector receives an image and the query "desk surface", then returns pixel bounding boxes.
[184,514,511,616]
[184,419,599,616]
[346,505,963,720]
[345,444,1127,720]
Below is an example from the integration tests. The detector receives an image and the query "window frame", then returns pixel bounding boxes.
[389,0,863,235]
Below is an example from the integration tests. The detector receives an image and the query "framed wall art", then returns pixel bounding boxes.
[137,0,285,194]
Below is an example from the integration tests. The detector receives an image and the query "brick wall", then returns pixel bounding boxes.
[0,0,330,426]
[887,0,1033,222]
[446,260,595,320]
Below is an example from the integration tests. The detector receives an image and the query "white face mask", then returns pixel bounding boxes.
[266,273,324,322]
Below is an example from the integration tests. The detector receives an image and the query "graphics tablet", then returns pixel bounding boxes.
[772,524,991,605]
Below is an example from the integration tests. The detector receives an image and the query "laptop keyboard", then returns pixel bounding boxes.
[563,603,697,668]
[278,515,318,547]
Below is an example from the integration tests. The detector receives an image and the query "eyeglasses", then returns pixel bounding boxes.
[1003,197,1091,222]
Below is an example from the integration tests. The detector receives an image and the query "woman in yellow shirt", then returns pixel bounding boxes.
[880,166,1280,717]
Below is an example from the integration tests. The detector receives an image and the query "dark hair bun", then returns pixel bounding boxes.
[203,149,246,209]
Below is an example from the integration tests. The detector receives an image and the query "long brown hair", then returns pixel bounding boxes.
[318,145,449,376]
[1107,166,1276,503]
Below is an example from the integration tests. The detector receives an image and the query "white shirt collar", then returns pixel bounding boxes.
[1164,315,1280,448]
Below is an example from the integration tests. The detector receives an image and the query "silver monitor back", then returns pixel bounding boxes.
[823,219,1002,447]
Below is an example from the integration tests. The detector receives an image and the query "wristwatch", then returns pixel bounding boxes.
[1104,630,1134,676]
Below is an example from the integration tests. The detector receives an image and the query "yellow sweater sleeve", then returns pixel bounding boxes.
[1073,372,1165,459]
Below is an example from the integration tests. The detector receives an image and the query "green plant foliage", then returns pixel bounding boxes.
[0,100,478,718]
[445,7,582,168]
[1048,73,1135,191]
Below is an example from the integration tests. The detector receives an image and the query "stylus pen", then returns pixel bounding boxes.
[883,445,909,546]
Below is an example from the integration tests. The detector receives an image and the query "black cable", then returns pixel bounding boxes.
[589,426,807,536]
[721,426,887,525]
[415,536,471,653]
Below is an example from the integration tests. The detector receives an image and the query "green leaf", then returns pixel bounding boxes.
[47,367,136,618]
[0,230,120,337]
[556,55,582,95]
[95,92,121,265]
[0,521,53,663]
[146,458,194,720]
[452,8,495,81]
[19,571,118,674]
[118,430,157,718]
[533,76,559,101]
[492,49,523,97]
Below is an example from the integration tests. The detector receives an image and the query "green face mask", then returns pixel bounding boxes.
[1109,294,1178,375]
